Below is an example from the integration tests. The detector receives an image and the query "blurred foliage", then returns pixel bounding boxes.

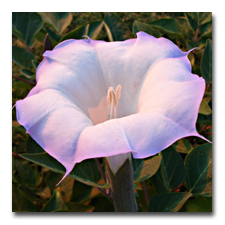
[12,12,212,212]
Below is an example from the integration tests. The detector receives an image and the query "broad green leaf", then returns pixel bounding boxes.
[60,24,88,42]
[38,12,73,35]
[12,46,35,70]
[205,92,212,98]
[44,25,61,42]
[20,152,109,188]
[26,136,44,154]
[71,180,93,203]
[185,196,212,212]
[199,98,212,115]
[185,143,212,196]
[60,21,103,42]
[148,192,192,212]
[199,12,212,25]
[20,68,35,78]
[104,12,133,41]
[12,186,37,212]
[132,20,160,37]
[46,173,74,202]
[147,18,183,37]
[88,21,104,39]
[16,159,40,188]
[172,139,192,154]
[32,60,39,69]
[184,12,198,34]
[41,190,68,212]
[160,146,186,191]
[12,12,43,46]
[200,21,212,38]
[66,202,94,212]
[133,155,162,183]
[201,39,212,84]
[149,169,170,194]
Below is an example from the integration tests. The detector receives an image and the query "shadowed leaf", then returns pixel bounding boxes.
[12,12,43,46]
[185,143,212,196]
[148,192,192,212]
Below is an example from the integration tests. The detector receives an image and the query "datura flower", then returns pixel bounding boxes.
[16,32,208,182]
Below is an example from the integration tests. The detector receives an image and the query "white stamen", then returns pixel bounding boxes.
[107,85,121,120]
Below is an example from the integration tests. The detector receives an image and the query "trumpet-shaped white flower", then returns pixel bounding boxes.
[16,32,208,181]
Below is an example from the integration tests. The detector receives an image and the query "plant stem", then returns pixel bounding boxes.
[106,158,138,212]
[142,181,149,205]
[95,158,106,183]
[12,75,36,86]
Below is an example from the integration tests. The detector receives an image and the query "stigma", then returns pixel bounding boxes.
[107,85,121,120]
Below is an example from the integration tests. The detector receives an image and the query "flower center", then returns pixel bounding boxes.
[107,85,121,120]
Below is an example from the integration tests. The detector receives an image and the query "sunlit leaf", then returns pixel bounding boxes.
[133,155,161,183]
[38,12,73,35]
[172,139,192,154]
[184,196,212,212]
[199,98,212,115]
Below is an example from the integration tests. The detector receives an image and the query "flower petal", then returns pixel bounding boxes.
[16,89,93,178]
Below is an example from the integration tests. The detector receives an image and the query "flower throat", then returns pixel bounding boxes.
[107,85,121,120]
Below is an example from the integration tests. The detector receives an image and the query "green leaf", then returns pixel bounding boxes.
[147,18,183,37]
[20,152,109,188]
[172,139,192,154]
[66,202,94,212]
[12,186,37,212]
[132,20,160,37]
[104,12,132,41]
[60,24,88,42]
[149,169,170,194]
[60,21,103,42]
[185,143,212,196]
[20,68,35,78]
[88,21,104,39]
[16,159,40,188]
[41,190,68,212]
[44,25,61,42]
[12,46,35,70]
[46,174,74,202]
[201,39,212,84]
[71,180,93,203]
[184,12,199,34]
[148,192,192,212]
[133,155,162,183]
[185,196,212,212]
[12,12,43,46]
[200,21,212,38]
[199,98,212,115]
[38,12,73,35]
[160,146,186,191]
[26,136,45,153]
